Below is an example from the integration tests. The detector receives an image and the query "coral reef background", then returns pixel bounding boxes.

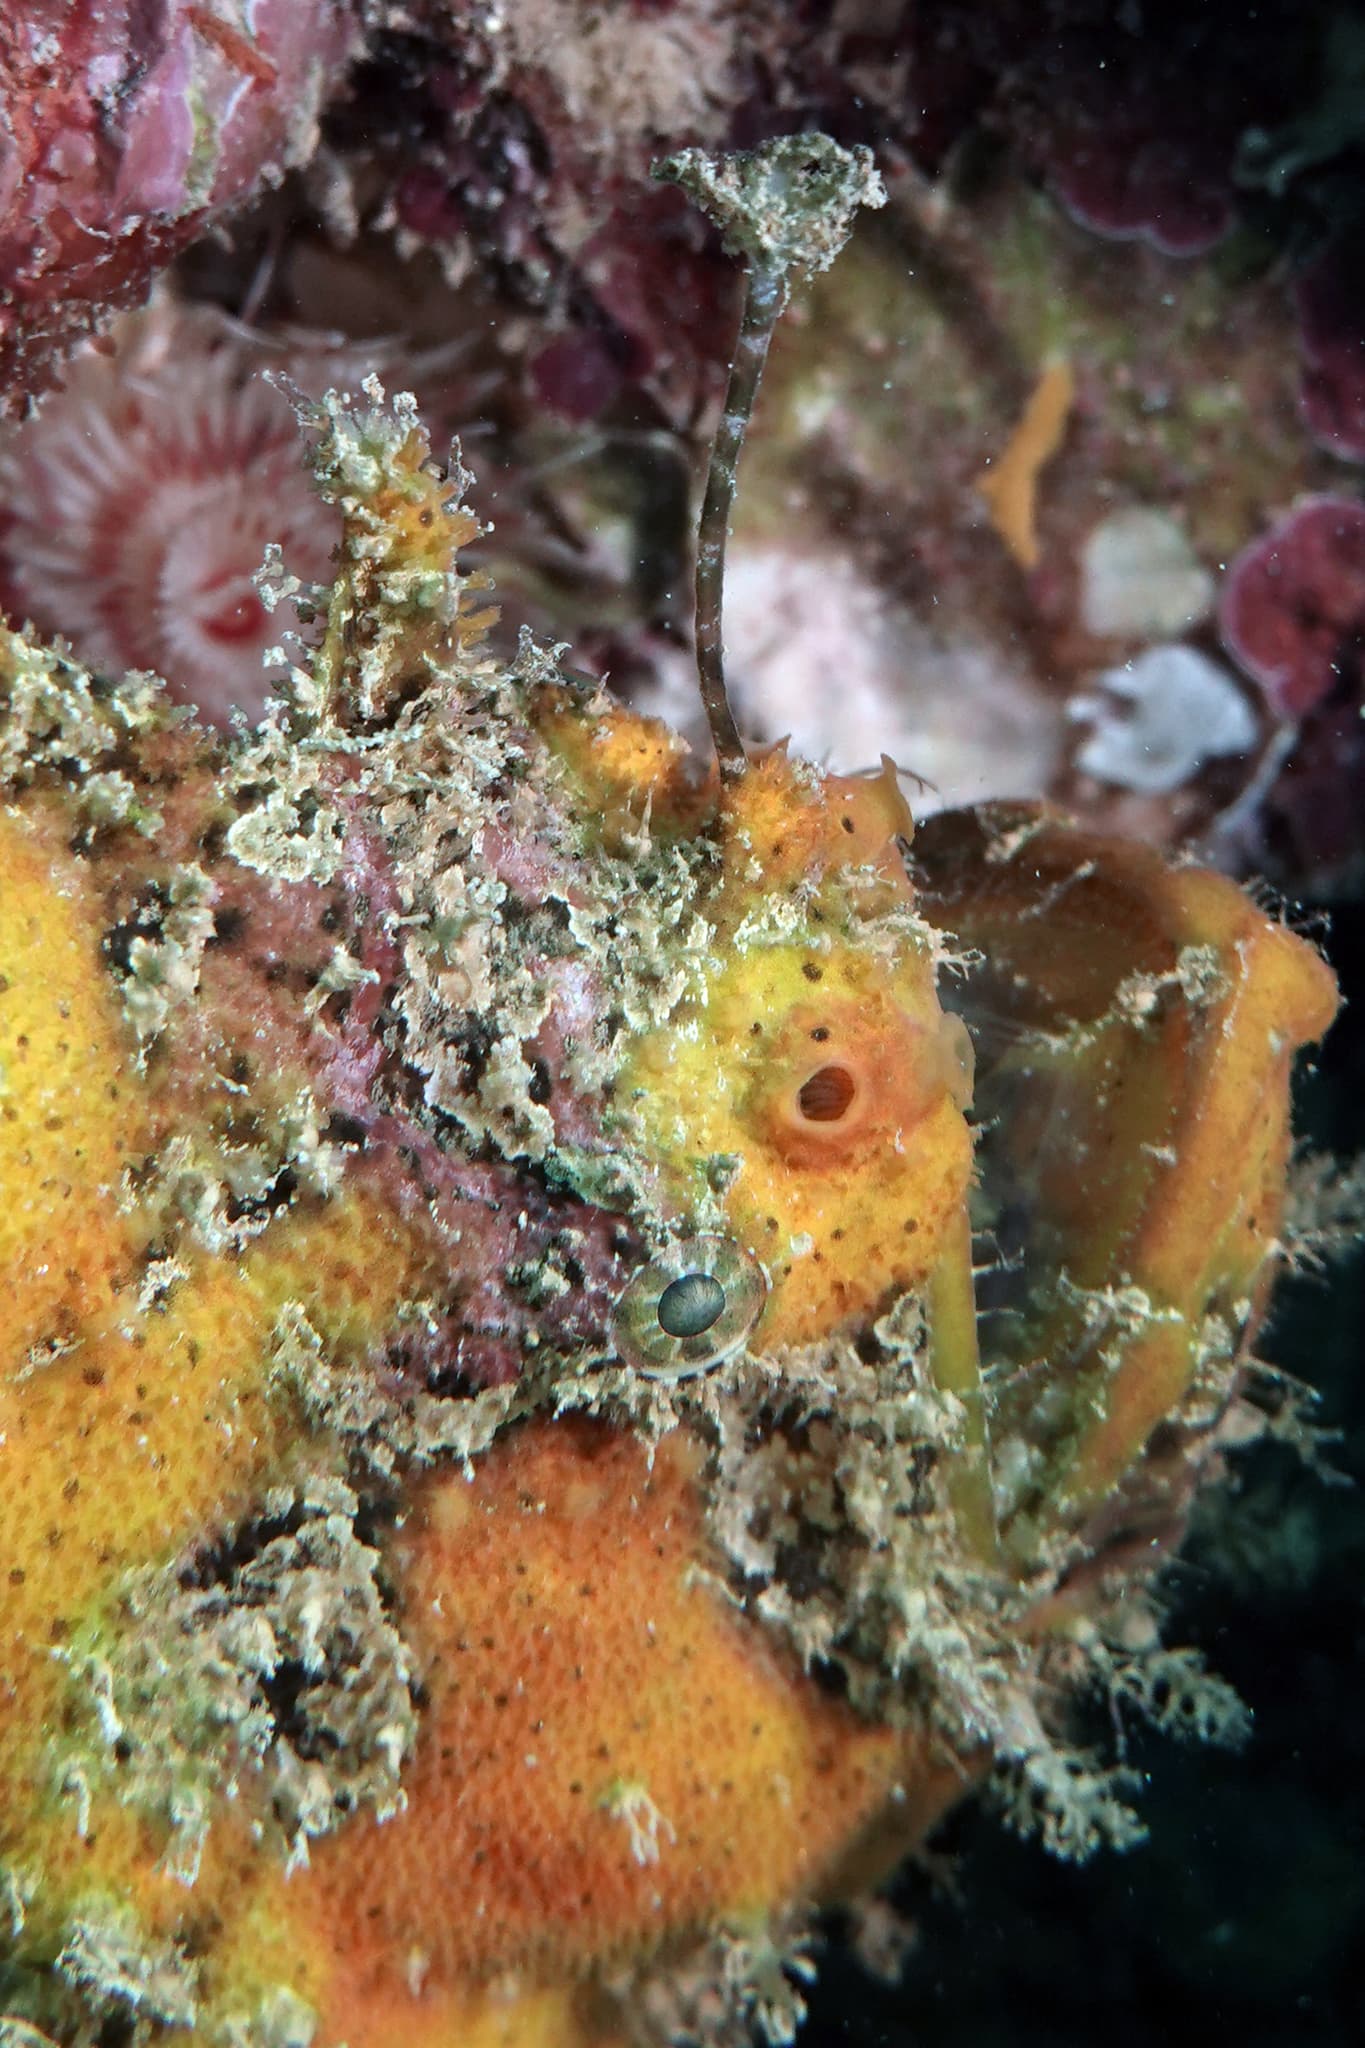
[4,1,1365,2042]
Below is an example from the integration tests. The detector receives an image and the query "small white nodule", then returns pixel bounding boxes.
[1071,643,1258,796]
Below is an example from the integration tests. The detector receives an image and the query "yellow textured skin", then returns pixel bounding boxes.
[0,801,147,1366]
[0,747,940,2045]
[616,749,976,1346]
[626,940,973,1344]
[0,799,454,1977]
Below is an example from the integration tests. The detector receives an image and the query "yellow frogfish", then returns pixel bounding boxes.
[0,138,1338,2048]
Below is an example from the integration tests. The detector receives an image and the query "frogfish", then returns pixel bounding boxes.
[0,137,1338,2048]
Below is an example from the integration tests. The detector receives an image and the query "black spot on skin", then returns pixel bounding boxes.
[324,1112,369,1149]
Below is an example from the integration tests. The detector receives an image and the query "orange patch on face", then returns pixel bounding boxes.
[714,749,914,907]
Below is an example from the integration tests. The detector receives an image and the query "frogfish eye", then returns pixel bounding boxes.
[614,1235,767,1378]
[657,1271,726,1338]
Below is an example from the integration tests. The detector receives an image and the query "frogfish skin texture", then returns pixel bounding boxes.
[0,382,1337,2048]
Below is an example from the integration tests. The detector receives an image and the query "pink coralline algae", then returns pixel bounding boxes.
[1219,492,1365,893]
[1009,26,1258,257]
[1294,228,1365,461]
[1219,496,1365,719]
[0,0,361,410]
[912,6,1302,261]
[0,306,341,725]
[1045,130,1232,257]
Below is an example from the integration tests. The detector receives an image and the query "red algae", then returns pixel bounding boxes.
[1220,496,1365,718]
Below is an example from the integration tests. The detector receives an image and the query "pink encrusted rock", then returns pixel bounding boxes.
[997,17,1291,260]
[1219,496,1365,719]
[1261,698,1365,888]
[1046,128,1233,258]
[529,330,627,423]
[1023,44,1237,257]
[0,0,362,411]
